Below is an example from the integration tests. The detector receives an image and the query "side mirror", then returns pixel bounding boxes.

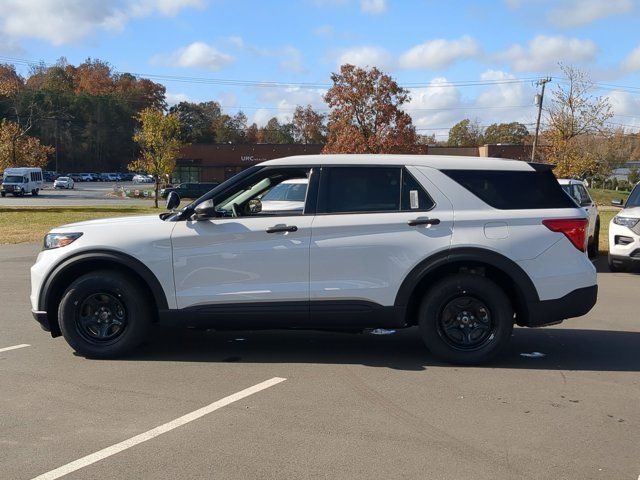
[193,199,217,220]
[248,198,262,214]
[611,198,624,207]
[166,191,180,210]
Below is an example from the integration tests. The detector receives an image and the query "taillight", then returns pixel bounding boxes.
[542,218,588,252]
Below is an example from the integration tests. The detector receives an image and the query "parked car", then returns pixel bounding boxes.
[133,174,154,184]
[43,171,60,182]
[67,173,83,182]
[160,182,219,199]
[53,176,74,189]
[88,173,101,182]
[99,173,121,182]
[558,179,600,257]
[609,182,640,272]
[1,167,43,197]
[120,173,135,182]
[30,155,597,363]
[259,178,308,213]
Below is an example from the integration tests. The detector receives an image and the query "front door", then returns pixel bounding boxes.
[171,166,315,321]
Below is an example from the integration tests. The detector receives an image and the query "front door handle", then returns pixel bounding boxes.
[266,225,298,233]
[408,218,440,227]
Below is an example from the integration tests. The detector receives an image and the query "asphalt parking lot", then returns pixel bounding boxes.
[1,243,639,480]
[0,182,151,206]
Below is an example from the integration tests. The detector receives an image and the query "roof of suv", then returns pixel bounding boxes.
[260,154,541,171]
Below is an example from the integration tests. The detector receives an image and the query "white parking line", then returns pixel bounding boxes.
[30,377,287,480]
[0,344,30,353]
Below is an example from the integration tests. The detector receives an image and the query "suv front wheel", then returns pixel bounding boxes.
[419,274,513,365]
[58,271,151,358]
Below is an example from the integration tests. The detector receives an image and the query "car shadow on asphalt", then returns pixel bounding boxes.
[123,326,640,372]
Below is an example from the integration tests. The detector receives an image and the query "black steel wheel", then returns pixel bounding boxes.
[438,295,494,351]
[58,270,151,358]
[75,293,128,344]
[419,274,513,364]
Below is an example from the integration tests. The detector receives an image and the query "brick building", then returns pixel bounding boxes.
[175,143,531,183]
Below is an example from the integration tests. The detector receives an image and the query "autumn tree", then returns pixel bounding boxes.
[260,117,294,144]
[214,111,248,143]
[323,64,417,154]
[628,167,640,186]
[292,105,326,144]
[169,101,221,143]
[484,122,529,144]
[129,108,185,208]
[0,119,54,170]
[447,119,484,147]
[542,64,613,178]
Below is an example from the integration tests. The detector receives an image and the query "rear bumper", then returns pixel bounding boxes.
[523,285,598,327]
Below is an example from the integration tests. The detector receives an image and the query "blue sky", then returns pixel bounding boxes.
[1,0,639,138]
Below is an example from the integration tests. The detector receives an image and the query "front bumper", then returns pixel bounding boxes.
[523,285,598,327]
[609,253,640,271]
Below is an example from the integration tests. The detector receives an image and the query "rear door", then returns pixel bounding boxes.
[309,165,453,326]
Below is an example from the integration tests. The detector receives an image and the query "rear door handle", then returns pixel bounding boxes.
[266,225,298,233]
[408,218,440,227]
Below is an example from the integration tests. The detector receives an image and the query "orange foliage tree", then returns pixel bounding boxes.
[323,64,417,154]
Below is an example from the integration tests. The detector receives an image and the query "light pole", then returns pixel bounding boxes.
[531,77,551,161]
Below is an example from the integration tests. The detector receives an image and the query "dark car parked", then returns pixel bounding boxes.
[160,182,219,199]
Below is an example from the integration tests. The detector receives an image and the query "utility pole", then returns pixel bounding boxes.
[531,77,551,161]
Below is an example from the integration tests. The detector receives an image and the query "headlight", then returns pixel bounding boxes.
[44,232,83,250]
[613,216,640,229]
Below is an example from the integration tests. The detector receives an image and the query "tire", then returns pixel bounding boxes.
[32,189,39,196]
[418,274,514,365]
[58,270,151,358]
[1,192,5,197]
[588,219,600,258]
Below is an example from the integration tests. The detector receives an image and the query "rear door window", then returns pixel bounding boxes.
[319,167,401,213]
[443,169,576,209]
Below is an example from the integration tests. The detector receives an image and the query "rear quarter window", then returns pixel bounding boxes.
[443,169,576,209]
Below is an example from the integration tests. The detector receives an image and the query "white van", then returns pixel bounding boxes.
[1,167,44,197]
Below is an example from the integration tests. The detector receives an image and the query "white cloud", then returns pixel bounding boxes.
[226,37,306,73]
[165,92,191,106]
[622,45,640,71]
[155,42,234,70]
[360,0,386,14]
[406,78,464,137]
[608,90,640,130]
[337,46,392,68]
[497,35,597,72]
[0,0,204,46]
[548,0,633,27]
[399,36,480,70]
[252,86,326,126]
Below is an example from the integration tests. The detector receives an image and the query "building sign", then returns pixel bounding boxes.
[240,155,268,163]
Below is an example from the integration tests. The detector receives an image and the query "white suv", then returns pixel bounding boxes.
[30,155,597,364]
[608,182,640,272]
[558,179,600,257]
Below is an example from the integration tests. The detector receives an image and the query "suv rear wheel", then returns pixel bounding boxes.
[418,274,513,364]
[58,271,150,358]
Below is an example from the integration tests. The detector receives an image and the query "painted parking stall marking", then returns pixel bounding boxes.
[0,344,30,353]
[30,377,287,480]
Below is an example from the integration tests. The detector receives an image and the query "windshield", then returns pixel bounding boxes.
[627,184,640,208]
[261,182,307,202]
[57,177,69,181]
[4,175,25,183]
